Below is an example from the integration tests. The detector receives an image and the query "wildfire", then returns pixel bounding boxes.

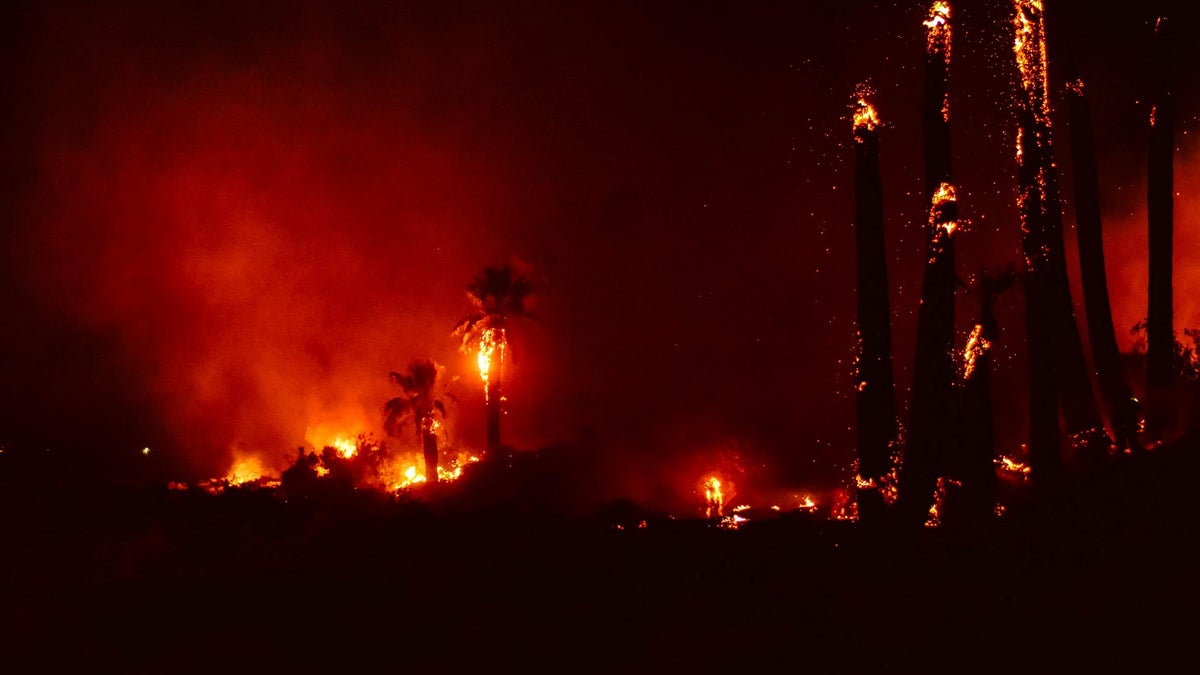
[963,323,991,381]
[477,327,506,402]
[702,476,725,518]
[796,494,817,511]
[391,453,481,490]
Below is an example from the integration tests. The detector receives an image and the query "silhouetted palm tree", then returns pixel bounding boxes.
[383,359,447,484]
[454,263,535,458]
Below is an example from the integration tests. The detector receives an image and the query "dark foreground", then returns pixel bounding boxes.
[3,440,1198,673]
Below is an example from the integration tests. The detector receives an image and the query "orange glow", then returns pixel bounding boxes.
[227,454,267,485]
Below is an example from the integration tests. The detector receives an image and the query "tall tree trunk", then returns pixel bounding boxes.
[1065,76,1139,453]
[1146,17,1175,438]
[956,271,1010,525]
[423,430,440,484]
[852,97,897,525]
[487,338,504,458]
[898,2,956,527]
[1013,2,1062,492]
[1013,1,1110,489]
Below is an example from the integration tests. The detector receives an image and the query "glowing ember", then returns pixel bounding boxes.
[718,514,747,530]
[796,495,817,511]
[702,476,725,518]
[924,2,952,120]
[963,323,991,380]
[996,455,1031,478]
[928,181,958,261]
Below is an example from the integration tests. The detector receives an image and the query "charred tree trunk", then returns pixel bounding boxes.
[1065,77,1140,453]
[1146,18,1175,437]
[853,100,897,525]
[898,3,956,527]
[1016,108,1063,493]
[956,270,1012,524]
[1013,1,1109,490]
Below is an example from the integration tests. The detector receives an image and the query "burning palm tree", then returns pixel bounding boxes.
[455,262,535,459]
[852,89,898,525]
[898,2,959,527]
[383,359,448,485]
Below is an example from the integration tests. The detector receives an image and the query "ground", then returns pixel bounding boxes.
[2,437,1197,673]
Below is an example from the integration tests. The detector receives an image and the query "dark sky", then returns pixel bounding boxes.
[1,1,1196,506]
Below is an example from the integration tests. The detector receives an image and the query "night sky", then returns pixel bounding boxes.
[1,1,1196,508]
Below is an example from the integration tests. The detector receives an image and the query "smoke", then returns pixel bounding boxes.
[17,5,535,476]
[1100,140,1200,353]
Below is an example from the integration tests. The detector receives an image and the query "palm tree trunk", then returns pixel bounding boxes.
[853,109,897,525]
[1146,18,1174,438]
[1066,77,1138,452]
[897,5,956,527]
[423,430,439,484]
[487,356,503,458]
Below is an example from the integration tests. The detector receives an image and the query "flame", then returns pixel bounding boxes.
[852,88,880,135]
[796,494,817,511]
[928,182,958,260]
[1013,1,1050,125]
[924,2,952,121]
[702,476,725,518]
[477,327,506,402]
[330,436,358,459]
[227,454,268,485]
[963,323,991,380]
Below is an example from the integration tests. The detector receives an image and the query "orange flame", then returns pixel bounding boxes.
[852,86,880,135]
[924,2,952,120]
[477,327,505,402]
[963,323,991,380]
